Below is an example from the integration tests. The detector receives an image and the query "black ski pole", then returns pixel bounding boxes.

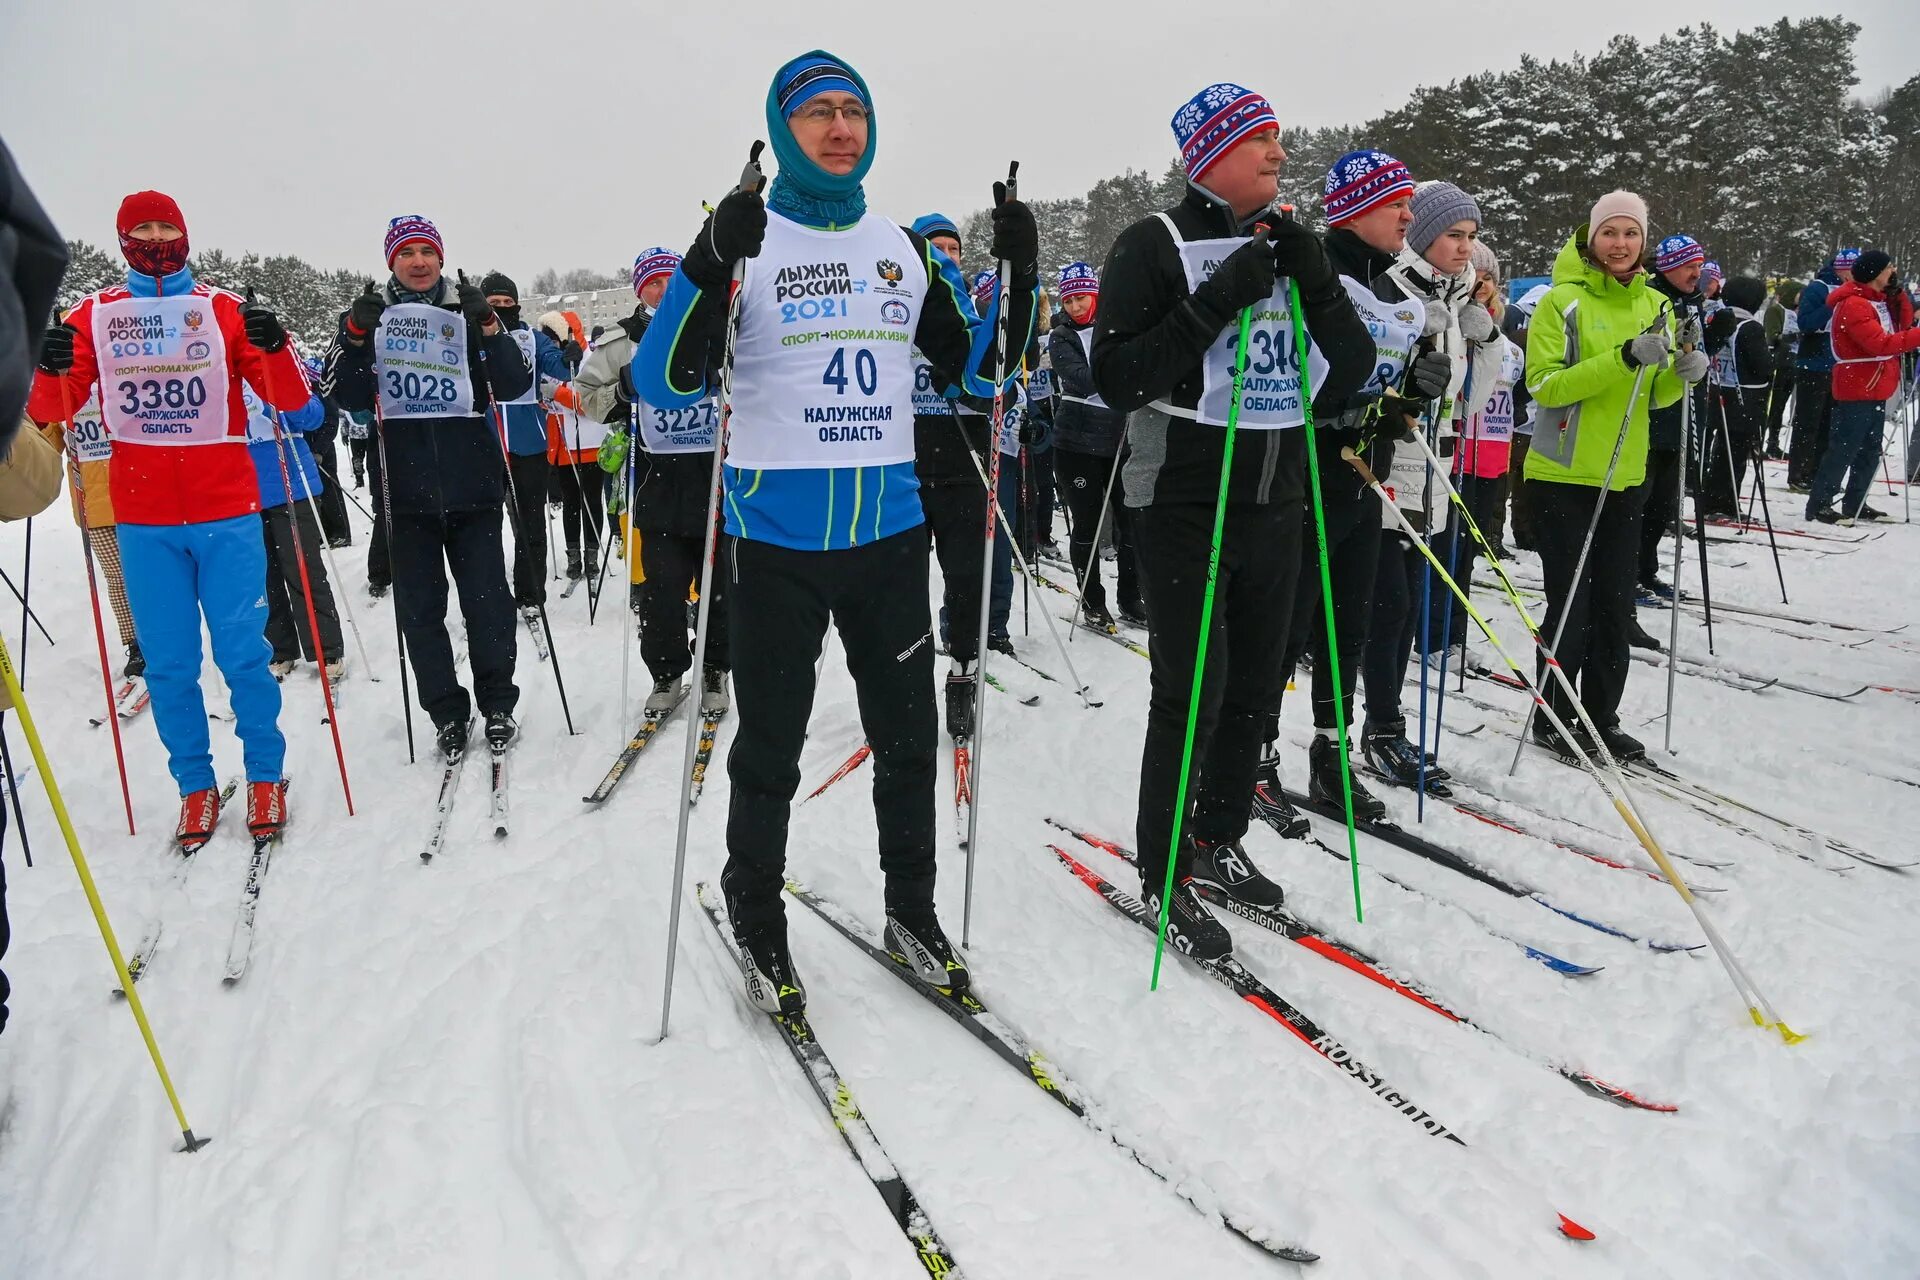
[371,391,416,765]
[1748,431,1789,605]
[0,721,31,867]
[0,567,51,647]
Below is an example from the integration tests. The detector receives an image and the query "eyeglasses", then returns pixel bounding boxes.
[795,101,869,125]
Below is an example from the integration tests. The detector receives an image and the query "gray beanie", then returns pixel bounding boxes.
[1408,181,1482,255]
[1469,240,1500,280]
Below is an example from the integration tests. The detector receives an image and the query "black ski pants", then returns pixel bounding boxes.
[555,462,605,556]
[1787,367,1833,489]
[921,482,987,665]
[1362,533,1422,732]
[1053,447,1138,612]
[1423,471,1504,660]
[1636,446,1682,582]
[1531,478,1640,731]
[722,528,937,939]
[260,504,343,664]
[391,506,519,727]
[505,452,551,607]
[306,432,353,545]
[1508,434,1535,547]
[639,529,729,684]
[1276,485,1377,738]
[1133,499,1300,888]
[1703,392,1758,516]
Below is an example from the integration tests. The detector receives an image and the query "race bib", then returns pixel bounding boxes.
[242,385,281,444]
[375,302,475,419]
[1310,275,1423,401]
[1150,214,1305,429]
[67,390,113,463]
[1710,343,1738,388]
[727,213,925,469]
[503,329,540,405]
[911,350,980,419]
[635,397,718,455]
[91,292,233,445]
[998,392,1023,457]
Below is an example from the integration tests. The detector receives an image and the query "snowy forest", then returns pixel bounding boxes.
[959,17,1918,289]
[53,16,1917,337]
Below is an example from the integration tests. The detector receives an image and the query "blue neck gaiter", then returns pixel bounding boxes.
[764,50,874,231]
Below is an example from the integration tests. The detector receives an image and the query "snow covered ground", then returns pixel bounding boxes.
[0,455,1916,1278]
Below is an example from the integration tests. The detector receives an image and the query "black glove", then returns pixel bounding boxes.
[241,293,289,353]
[990,181,1039,284]
[1404,348,1453,400]
[456,276,497,330]
[684,188,768,292]
[1194,228,1278,322]
[37,322,76,375]
[1268,219,1333,294]
[1018,412,1044,447]
[561,339,583,366]
[347,282,386,341]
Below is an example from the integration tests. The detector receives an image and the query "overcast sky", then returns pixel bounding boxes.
[4,1,1913,286]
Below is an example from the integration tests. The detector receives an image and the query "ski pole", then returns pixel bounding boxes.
[1429,451,1467,785]
[464,273,576,738]
[18,516,31,682]
[1343,444,1800,1041]
[287,436,378,680]
[57,383,135,834]
[0,724,29,865]
[1507,358,1650,776]
[1665,397,1687,752]
[661,139,764,1042]
[370,389,416,765]
[1415,402,1438,821]
[1733,393,1789,605]
[0,566,53,647]
[618,432,636,732]
[1019,443,1030,637]
[963,159,1022,951]
[961,438,1098,708]
[1064,431,1123,640]
[0,629,209,1145]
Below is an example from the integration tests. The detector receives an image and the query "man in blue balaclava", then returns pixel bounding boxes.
[634,51,1038,1016]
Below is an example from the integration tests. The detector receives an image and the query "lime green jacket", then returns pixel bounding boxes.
[1523,231,1684,490]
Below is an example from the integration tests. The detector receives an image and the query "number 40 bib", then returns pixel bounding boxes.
[376,303,475,419]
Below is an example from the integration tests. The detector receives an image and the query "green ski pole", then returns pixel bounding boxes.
[1283,211,1364,923]
[1150,282,1254,989]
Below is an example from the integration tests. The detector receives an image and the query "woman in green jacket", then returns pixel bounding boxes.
[1522,191,1708,761]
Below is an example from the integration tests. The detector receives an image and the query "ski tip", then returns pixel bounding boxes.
[1557,1213,1596,1241]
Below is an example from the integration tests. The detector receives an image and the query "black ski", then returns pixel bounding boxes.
[695,883,959,1277]
[1043,843,1596,1241]
[583,689,690,805]
[785,879,1323,1263]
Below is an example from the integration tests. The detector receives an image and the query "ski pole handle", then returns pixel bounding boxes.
[739,140,767,196]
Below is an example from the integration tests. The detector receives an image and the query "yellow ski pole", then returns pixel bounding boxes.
[1339,446,1802,1044]
[0,631,208,1147]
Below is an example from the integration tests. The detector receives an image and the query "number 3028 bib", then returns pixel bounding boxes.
[724,213,926,470]
[375,303,475,419]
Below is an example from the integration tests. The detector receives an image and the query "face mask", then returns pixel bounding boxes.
[494,304,522,329]
[121,233,190,278]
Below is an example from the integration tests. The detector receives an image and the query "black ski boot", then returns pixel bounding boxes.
[1082,602,1116,632]
[884,907,970,991]
[1361,721,1451,796]
[565,549,583,580]
[1308,734,1386,821]
[735,924,805,1015]
[485,711,517,751]
[124,641,146,679]
[436,715,472,762]
[1626,616,1664,652]
[945,663,976,739]
[1117,596,1149,629]
[1250,753,1311,840]
[1187,835,1285,909]
[1595,722,1646,763]
[987,634,1016,658]
[1141,871,1232,961]
[369,580,390,600]
[1531,715,1591,763]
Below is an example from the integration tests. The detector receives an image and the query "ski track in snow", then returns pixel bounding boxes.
[0,463,1916,1278]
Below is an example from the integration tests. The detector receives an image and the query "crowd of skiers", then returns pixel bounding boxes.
[5,48,1920,1021]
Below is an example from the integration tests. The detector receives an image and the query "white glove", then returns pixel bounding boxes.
[1457,305,1496,343]
[1673,349,1710,384]
[1421,298,1453,337]
[1622,333,1671,369]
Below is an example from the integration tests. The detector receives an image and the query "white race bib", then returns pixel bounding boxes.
[504,329,540,405]
[375,302,475,419]
[727,213,925,469]
[998,389,1023,457]
[92,292,234,446]
[242,385,280,444]
[911,350,980,418]
[1310,275,1423,402]
[68,389,113,463]
[635,397,718,455]
[1470,339,1525,443]
[1149,214,1304,430]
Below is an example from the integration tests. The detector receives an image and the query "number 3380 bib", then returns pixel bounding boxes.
[375,303,475,419]
[91,293,234,446]
[724,213,926,470]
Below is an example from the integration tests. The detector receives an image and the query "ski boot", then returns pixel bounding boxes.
[987,634,1016,658]
[1361,721,1451,796]
[645,676,685,717]
[1187,834,1285,910]
[1594,722,1646,763]
[735,924,806,1015]
[1082,602,1116,632]
[945,662,976,739]
[701,665,730,717]
[1530,715,1591,763]
[124,641,146,679]
[565,549,583,580]
[436,715,472,762]
[368,581,390,600]
[884,907,970,991]
[1308,733,1387,820]
[1250,753,1311,840]
[245,780,288,839]
[176,787,222,853]
[269,657,298,680]
[1141,871,1232,962]
[1116,596,1149,629]
[485,711,517,751]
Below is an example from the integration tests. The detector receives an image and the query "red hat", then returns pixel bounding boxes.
[116,190,187,239]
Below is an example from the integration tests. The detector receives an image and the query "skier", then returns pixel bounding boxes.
[38,388,142,682]
[1639,234,1706,585]
[327,214,529,761]
[1522,191,1704,763]
[631,51,1038,1009]
[1787,247,1856,495]
[1094,85,1371,959]
[1048,262,1142,629]
[1763,282,1801,460]
[906,214,997,738]
[243,384,345,681]
[546,358,609,585]
[971,269,1033,654]
[1503,283,1551,551]
[1702,275,1773,516]
[1810,250,1920,524]
[303,356,353,547]
[28,190,305,842]
[481,273,568,631]
[1328,175,1497,804]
